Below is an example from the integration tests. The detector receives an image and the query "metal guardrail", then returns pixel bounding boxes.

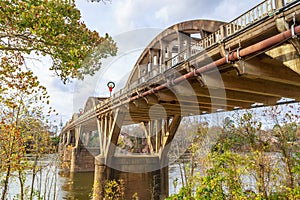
[63,0,299,131]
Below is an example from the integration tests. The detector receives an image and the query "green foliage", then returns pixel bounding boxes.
[104,179,125,200]
[166,186,196,200]
[169,108,300,200]
[0,0,117,82]
[102,179,140,200]
[51,136,60,146]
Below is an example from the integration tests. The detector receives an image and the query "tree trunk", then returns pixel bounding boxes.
[30,156,38,200]
[1,165,11,200]
[18,170,24,200]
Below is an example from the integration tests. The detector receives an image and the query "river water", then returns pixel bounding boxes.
[5,153,282,199]
[4,154,181,200]
[58,164,181,199]
[58,167,181,199]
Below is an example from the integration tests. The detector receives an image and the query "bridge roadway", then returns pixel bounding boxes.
[59,0,300,199]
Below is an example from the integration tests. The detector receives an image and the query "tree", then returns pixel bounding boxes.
[269,105,300,195]
[169,108,300,199]
[0,68,45,199]
[0,0,117,83]
[0,52,55,199]
[0,1,117,199]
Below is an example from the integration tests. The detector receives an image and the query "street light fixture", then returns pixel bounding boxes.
[107,81,115,97]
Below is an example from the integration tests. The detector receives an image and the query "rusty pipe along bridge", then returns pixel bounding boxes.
[59,0,300,199]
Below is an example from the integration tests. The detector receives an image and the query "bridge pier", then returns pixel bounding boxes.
[70,146,99,172]
[59,130,76,169]
[93,156,107,199]
[160,166,169,199]
[59,127,100,173]
[60,145,98,173]
[93,155,168,200]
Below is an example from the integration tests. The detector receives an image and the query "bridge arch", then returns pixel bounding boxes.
[125,19,225,87]
[83,97,107,113]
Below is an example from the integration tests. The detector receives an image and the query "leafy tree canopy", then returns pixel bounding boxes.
[0,0,117,82]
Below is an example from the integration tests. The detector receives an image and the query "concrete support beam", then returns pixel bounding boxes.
[233,57,300,86]
[66,130,71,146]
[160,115,182,165]
[75,126,81,148]
[160,39,167,72]
[105,108,125,165]
[171,83,279,105]
[265,43,300,75]
[70,147,76,172]
[220,74,300,100]
[97,118,104,154]
[142,121,155,154]
[156,119,163,153]
[177,31,183,62]
[160,165,169,199]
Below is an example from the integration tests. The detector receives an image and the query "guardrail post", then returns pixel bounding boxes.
[275,0,284,9]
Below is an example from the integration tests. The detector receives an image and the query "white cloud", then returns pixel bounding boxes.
[114,0,136,31]
[155,6,169,23]
[212,0,262,21]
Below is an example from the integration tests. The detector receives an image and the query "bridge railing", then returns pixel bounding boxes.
[225,0,276,36]
[284,0,297,4]
[161,0,298,72]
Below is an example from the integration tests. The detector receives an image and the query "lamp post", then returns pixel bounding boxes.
[107,81,115,97]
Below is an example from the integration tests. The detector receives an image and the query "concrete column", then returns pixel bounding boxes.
[70,147,77,173]
[160,40,166,72]
[166,45,172,68]
[103,114,108,152]
[177,31,184,62]
[156,119,162,152]
[93,156,107,200]
[275,0,284,8]
[148,49,153,78]
[66,130,71,145]
[186,37,191,58]
[75,126,81,147]
[160,165,169,199]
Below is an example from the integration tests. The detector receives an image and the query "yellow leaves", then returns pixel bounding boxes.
[1,57,8,62]
[69,60,75,67]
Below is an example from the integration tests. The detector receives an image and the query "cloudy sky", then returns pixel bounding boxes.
[33,0,263,127]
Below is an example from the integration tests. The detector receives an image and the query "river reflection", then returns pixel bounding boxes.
[59,165,179,199]
[4,154,179,199]
[59,171,94,200]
